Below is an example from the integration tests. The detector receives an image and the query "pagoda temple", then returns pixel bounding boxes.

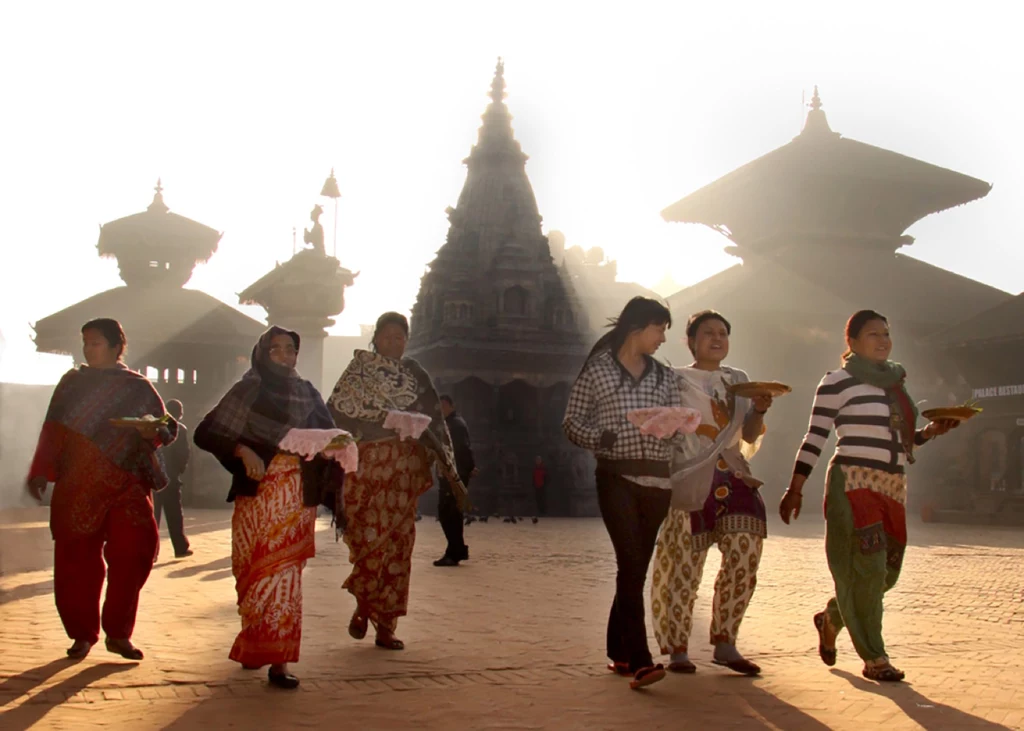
[660,89,1013,494]
[407,59,595,516]
[32,181,266,503]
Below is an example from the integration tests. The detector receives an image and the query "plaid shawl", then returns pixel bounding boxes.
[327,349,465,493]
[43,363,176,489]
[200,326,335,450]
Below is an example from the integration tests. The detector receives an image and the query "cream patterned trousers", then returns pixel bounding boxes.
[651,508,764,654]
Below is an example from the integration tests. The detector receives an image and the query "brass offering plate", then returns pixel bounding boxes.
[726,381,793,399]
[921,405,982,423]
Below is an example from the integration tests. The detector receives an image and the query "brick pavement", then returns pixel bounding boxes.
[2,507,1023,729]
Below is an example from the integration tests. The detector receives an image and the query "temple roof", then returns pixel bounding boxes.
[33,286,265,356]
[98,180,222,262]
[661,88,992,253]
[929,292,1024,347]
[665,252,1011,332]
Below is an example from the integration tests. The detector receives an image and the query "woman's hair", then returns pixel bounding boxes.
[684,309,731,355]
[81,318,127,359]
[579,296,672,386]
[842,309,888,359]
[371,311,410,350]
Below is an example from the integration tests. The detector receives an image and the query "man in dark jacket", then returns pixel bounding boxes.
[155,399,193,559]
[434,395,475,567]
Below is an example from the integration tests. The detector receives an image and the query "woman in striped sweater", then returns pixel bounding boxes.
[779,310,958,682]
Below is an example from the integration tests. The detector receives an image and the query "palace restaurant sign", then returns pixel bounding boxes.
[972,384,1024,399]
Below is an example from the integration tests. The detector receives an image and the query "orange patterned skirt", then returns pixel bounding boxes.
[229,454,316,667]
[342,439,433,633]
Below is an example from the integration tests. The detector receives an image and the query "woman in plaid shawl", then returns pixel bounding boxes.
[193,326,336,690]
[327,312,465,652]
[26,319,177,662]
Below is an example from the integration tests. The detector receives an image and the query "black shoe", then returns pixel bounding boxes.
[268,668,300,689]
[433,556,459,567]
[175,549,194,559]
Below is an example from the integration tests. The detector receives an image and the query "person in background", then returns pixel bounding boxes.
[434,394,476,566]
[154,399,192,559]
[26,318,176,661]
[532,456,548,520]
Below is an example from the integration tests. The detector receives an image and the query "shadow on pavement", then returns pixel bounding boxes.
[833,668,1011,729]
[0,662,136,731]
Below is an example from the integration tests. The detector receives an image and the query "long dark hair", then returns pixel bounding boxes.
[578,296,672,386]
[843,309,888,360]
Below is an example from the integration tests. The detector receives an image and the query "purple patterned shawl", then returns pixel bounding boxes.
[44,362,177,489]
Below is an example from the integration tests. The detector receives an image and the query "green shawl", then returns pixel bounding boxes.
[842,353,920,464]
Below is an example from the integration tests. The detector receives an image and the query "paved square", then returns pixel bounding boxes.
[2,507,1023,729]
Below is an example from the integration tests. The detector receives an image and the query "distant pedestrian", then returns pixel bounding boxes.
[154,399,192,559]
[434,394,476,566]
[532,456,547,519]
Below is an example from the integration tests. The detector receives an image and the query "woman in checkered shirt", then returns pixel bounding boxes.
[562,296,680,690]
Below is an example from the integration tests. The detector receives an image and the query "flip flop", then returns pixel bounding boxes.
[375,637,405,651]
[629,664,666,690]
[814,612,837,667]
[349,613,368,640]
[66,641,92,660]
[105,638,144,661]
[863,664,905,682]
[607,662,631,676]
[712,658,761,676]
[668,659,697,674]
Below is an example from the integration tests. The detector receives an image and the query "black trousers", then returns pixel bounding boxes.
[438,478,468,561]
[534,485,547,516]
[153,482,190,556]
[596,468,671,672]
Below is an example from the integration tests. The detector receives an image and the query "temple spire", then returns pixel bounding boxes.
[490,57,507,105]
[800,85,839,139]
[148,178,169,213]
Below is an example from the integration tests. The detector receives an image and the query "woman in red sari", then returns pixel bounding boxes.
[194,326,339,690]
[327,312,466,651]
[26,318,177,661]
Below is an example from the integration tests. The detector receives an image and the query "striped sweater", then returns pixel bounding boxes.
[794,368,928,477]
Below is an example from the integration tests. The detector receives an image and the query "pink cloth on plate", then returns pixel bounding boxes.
[626,407,702,439]
[383,410,432,441]
[278,428,359,473]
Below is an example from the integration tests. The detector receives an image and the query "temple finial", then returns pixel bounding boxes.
[148,177,169,213]
[490,57,507,104]
[809,85,822,111]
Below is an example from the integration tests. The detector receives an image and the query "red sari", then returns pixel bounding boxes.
[342,439,433,633]
[229,454,316,666]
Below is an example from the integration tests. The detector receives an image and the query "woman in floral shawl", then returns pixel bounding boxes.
[26,318,177,662]
[328,312,465,651]
[194,326,338,689]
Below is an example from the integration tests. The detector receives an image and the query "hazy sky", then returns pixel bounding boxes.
[1,2,1021,384]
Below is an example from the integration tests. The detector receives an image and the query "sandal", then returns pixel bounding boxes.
[668,659,697,674]
[863,663,905,683]
[814,612,837,667]
[712,658,761,676]
[66,640,92,660]
[105,638,144,661]
[348,612,368,640]
[629,664,666,690]
[607,661,631,676]
[375,635,405,651]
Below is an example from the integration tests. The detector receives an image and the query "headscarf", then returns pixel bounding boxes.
[42,363,176,489]
[842,353,920,463]
[199,326,335,449]
[327,349,465,496]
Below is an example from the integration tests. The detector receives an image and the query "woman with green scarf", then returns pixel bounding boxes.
[779,310,958,682]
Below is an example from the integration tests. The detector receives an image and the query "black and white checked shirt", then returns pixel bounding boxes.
[562,350,681,464]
